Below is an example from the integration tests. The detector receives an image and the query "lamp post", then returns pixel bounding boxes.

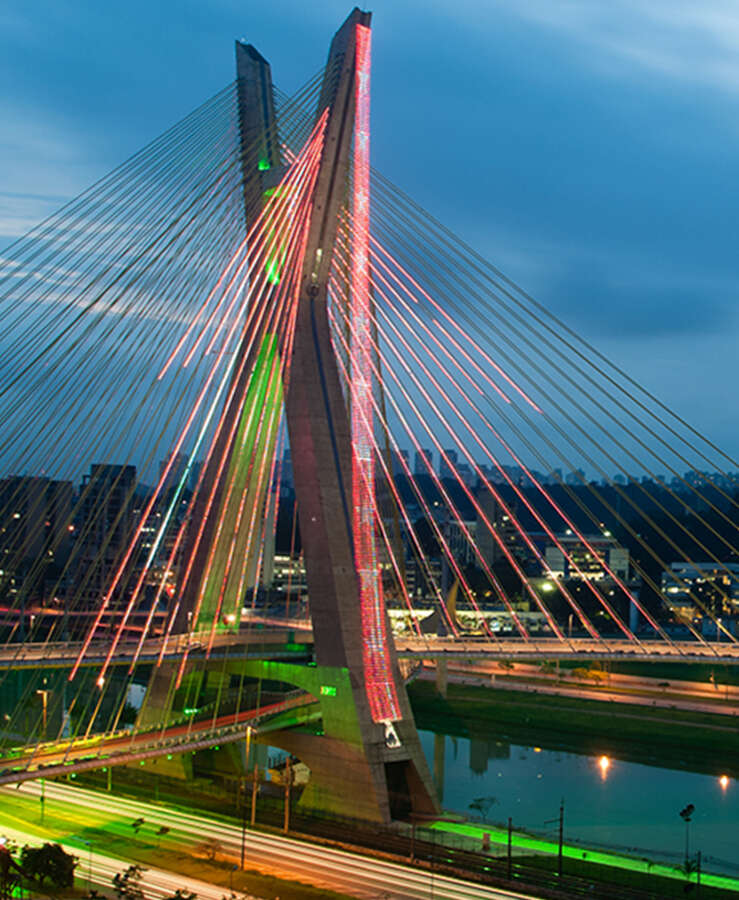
[240,778,247,869]
[240,725,253,867]
[679,803,694,867]
[36,688,50,826]
[35,688,49,740]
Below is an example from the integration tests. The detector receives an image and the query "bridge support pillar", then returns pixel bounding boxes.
[433,732,446,805]
[231,660,436,822]
[436,658,448,698]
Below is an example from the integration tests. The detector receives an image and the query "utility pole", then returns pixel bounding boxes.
[283,758,292,834]
[558,799,564,879]
[251,764,259,826]
[240,778,247,868]
[507,817,512,879]
[697,850,702,897]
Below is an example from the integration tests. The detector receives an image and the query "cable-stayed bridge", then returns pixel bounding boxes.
[0,8,737,821]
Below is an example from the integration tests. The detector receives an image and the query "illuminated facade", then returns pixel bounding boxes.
[662,561,739,622]
[545,534,629,582]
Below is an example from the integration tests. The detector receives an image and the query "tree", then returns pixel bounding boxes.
[468,796,497,823]
[20,843,77,888]
[195,838,221,861]
[112,865,145,900]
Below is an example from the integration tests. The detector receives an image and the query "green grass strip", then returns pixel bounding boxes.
[431,819,739,892]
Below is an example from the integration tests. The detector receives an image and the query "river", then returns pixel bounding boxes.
[419,728,739,874]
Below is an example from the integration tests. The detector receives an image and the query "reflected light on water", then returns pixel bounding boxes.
[598,755,611,780]
[719,774,729,791]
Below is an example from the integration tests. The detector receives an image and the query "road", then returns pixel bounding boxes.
[422,661,739,716]
[396,636,739,664]
[0,627,313,670]
[1,821,256,900]
[2,781,541,900]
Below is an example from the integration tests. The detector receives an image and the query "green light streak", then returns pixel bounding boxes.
[196,334,283,627]
[262,186,287,285]
[431,820,739,892]
[258,158,270,171]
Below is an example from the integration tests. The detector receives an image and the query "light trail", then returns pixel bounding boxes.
[4,782,541,900]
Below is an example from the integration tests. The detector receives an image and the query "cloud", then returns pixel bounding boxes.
[474,0,739,94]
[467,222,739,342]
[0,107,97,243]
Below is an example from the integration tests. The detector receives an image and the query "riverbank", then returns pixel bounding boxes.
[408,678,739,777]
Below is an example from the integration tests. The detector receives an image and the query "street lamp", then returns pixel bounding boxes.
[35,688,50,740]
[36,687,50,826]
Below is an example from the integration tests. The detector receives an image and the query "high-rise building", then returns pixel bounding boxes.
[439,449,458,479]
[391,449,409,477]
[74,464,137,606]
[475,491,522,566]
[0,476,74,602]
[414,448,433,476]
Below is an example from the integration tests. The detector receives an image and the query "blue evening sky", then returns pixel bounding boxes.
[1,0,738,461]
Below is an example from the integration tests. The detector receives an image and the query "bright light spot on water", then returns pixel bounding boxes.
[719,774,729,790]
[598,755,611,779]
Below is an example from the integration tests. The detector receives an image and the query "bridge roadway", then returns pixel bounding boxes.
[2,627,739,671]
[395,636,739,664]
[0,626,313,670]
[0,691,313,787]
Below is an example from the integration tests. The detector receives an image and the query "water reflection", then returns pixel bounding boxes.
[421,729,739,871]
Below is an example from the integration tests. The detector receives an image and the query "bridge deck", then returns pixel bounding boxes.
[0,692,313,786]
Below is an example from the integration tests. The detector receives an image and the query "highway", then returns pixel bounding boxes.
[3,781,541,900]
[1,822,250,900]
[424,660,739,715]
